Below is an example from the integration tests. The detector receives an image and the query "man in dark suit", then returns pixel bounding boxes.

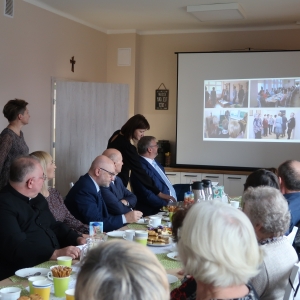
[65,155,142,232]
[101,148,137,215]
[278,160,300,234]
[130,136,176,216]
[0,156,84,280]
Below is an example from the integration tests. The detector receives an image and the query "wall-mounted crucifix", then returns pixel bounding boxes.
[70,56,76,72]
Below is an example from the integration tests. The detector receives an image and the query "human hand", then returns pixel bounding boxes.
[120,199,128,206]
[77,236,86,245]
[177,269,191,278]
[50,246,81,260]
[158,192,176,202]
[124,210,143,223]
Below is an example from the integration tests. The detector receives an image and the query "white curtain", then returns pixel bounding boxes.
[55,81,129,196]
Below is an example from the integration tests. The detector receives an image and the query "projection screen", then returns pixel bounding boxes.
[176,51,300,170]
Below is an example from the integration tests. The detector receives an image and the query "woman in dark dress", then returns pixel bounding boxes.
[107,114,175,202]
[0,99,30,190]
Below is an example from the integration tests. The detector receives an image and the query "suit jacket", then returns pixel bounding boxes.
[65,173,123,232]
[107,130,160,194]
[130,157,169,216]
[0,184,80,280]
[100,176,137,215]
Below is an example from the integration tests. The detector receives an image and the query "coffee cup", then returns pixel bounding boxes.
[149,216,161,227]
[65,288,75,300]
[230,200,240,208]
[33,280,52,300]
[57,256,72,267]
[133,230,148,245]
[0,287,21,300]
[28,275,46,294]
[47,265,71,297]
[123,229,135,241]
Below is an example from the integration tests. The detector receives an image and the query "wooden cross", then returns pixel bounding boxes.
[70,56,76,72]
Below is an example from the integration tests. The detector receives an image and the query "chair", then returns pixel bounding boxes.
[283,262,300,300]
[288,227,299,245]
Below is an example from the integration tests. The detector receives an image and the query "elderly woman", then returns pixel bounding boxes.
[242,186,298,300]
[76,239,169,300]
[30,151,88,235]
[175,201,262,300]
[0,99,30,190]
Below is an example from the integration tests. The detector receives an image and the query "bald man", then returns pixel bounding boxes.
[0,156,84,280]
[65,155,142,232]
[101,149,137,215]
[278,160,300,233]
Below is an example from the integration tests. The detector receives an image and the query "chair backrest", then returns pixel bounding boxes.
[283,262,300,300]
[288,227,299,245]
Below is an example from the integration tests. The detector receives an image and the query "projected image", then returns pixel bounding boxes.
[249,78,300,108]
[248,109,300,140]
[204,110,248,140]
[205,80,249,109]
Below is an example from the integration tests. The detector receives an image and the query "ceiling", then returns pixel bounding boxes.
[24,0,300,34]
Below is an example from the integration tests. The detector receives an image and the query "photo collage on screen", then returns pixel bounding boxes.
[203,78,300,142]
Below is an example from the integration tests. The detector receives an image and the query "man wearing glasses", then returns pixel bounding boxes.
[130,136,177,216]
[101,149,138,215]
[0,156,85,280]
[65,155,142,232]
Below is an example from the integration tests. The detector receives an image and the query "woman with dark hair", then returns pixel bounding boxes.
[244,169,280,192]
[0,99,30,190]
[107,114,175,202]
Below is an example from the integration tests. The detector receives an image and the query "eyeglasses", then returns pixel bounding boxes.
[99,167,115,177]
[38,173,47,181]
[26,173,47,184]
[149,144,159,148]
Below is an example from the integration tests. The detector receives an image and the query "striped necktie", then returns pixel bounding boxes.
[152,160,177,201]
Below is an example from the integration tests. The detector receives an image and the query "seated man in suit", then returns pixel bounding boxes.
[65,155,142,232]
[101,149,137,215]
[0,156,85,280]
[278,160,300,233]
[130,136,176,216]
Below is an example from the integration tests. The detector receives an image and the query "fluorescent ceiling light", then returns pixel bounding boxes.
[187,3,246,22]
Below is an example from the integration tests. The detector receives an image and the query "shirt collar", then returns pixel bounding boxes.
[3,183,31,203]
[88,175,100,192]
[140,156,154,165]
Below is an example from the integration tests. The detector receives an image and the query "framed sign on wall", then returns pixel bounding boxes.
[155,83,169,110]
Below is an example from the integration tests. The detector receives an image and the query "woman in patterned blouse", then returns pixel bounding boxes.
[30,150,89,235]
[0,99,30,190]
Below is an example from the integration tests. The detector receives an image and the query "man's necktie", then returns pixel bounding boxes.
[152,160,177,201]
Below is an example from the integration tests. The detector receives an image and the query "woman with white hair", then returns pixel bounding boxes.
[76,239,170,300]
[175,201,262,300]
[242,186,298,300]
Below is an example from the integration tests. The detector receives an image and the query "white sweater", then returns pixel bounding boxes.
[250,236,298,300]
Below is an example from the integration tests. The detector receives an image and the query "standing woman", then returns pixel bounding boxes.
[107,114,175,202]
[0,99,30,190]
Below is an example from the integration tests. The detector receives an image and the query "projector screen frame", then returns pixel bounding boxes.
[175,50,300,172]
